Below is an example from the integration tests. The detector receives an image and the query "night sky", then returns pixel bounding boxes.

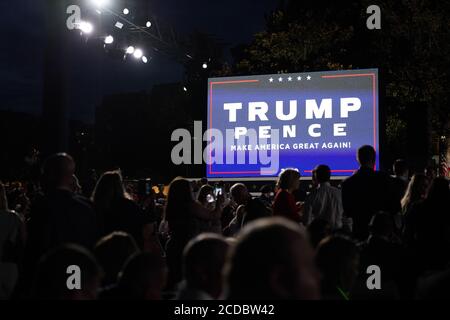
[1,0,279,123]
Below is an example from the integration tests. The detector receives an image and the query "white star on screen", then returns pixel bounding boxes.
[287,76,292,81]
[269,77,274,82]
[278,77,283,82]
[306,75,311,80]
[297,76,302,81]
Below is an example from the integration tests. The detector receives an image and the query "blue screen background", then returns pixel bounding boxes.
[207,69,379,178]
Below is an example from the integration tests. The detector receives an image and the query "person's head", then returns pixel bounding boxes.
[426,177,450,203]
[197,184,214,205]
[259,184,273,198]
[277,169,301,192]
[313,165,331,184]
[118,252,167,300]
[307,218,332,248]
[230,183,250,206]
[94,232,140,286]
[393,159,408,177]
[369,212,394,239]
[242,198,272,226]
[401,173,429,210]
[91,171,126,211]
[165,177,194,222]
[200,177,208,186]
[316,236,359,295]
[357,145,376,168]
[225,217,320,300]
[0,182,8,211]
[182,233,230,298]
[41,153,76,191]
[32,244,102,300]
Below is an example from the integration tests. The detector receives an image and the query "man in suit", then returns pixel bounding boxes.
[342,146,396,241]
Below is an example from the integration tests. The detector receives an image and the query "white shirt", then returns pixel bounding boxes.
[303,182,343,230]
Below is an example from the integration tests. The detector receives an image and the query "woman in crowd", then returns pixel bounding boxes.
[401,174,429,244]
[272,169,303,223]
[404,177,450,272]
[91,171,154,250]
[401,174,429,215]
[162,177,223,291]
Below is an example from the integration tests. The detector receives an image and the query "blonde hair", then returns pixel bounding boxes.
[276,169,301,190]
[401,174,429,212]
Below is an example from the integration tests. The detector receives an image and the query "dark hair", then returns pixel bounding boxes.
[41,153,75,190]
[94,232,140,286]
[183,234,229,285]
[242,198,272,225]
[118,252,166,298]
[316,236,359,293]
[91,171,127,212]
[314,165,331,183]
[32,244,101,299]
[164,177,194,231]
[307,218,331,248]
[393,159,408,176]
[357,145,376,167]
[226,218,305,299]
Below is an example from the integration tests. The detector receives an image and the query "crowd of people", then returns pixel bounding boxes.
[0,145,449,300]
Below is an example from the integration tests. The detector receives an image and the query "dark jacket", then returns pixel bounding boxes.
[98,197,151,248]
[342,167,396,240]
[26,189,99,266]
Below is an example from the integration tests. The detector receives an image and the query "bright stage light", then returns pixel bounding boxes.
[183,86,188,92]
[142,56,148,63]
[133,49,143,59]
[146,21,152,28]
[202,63,208,69]
[92,0,109,7]
[104,35,114,44]
[79,21,93,34]
[123,8,129,15]
[126,46,135,54]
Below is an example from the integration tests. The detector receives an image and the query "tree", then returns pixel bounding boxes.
[233,0,450,171]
